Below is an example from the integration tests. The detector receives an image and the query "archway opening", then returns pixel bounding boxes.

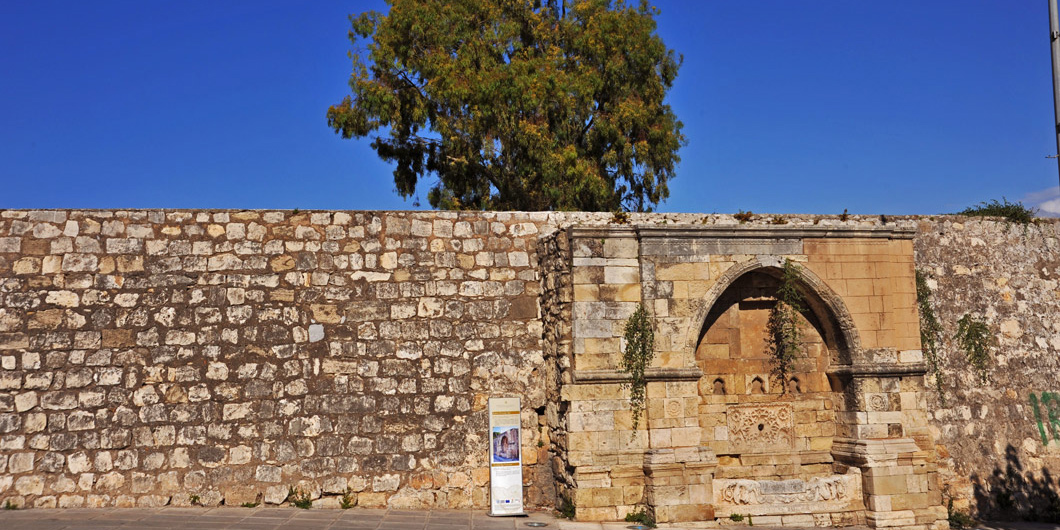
[695,268,841,481]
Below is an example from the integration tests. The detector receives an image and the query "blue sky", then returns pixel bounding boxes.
[2,1,1058,215]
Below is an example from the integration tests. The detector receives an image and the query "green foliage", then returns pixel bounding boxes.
[624,508,656,528]
[728,513,744,522]
[340,488,356,509]
[915,270,945,404]
[188,494,201,506]
[4,500,18,510]
[558,493,576,519]
[954,313,993,383]
[328,0,685,211]
[621,303,655,431]
[947,499,975,529]
[958,198,1037,224]
[240,501,259,508]
[767,260,805,391]
[288,487,313,509]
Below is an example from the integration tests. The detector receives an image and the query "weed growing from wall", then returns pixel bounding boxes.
[958,198,1037,224]
[955,314,994,383]
[947,498,976,529]
[624,508,657,528]
[288,487,313,509]
[734,210,754,223]
[915,270,945,404]
[767,260,805,391]
[558,493,576,519]
[621,303,655,431]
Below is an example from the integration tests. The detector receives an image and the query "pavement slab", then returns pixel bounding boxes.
[2,508,1058,530]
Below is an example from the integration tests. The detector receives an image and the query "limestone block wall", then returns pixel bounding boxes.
[0,209,564,509]
[560,224,944,529]
[914,217,1060,521]
[0,208,1058,522]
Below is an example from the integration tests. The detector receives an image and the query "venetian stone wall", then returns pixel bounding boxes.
[914,217,1060,521]
[0,209,1058,523]
[0,208,743,511]
[0,209,568,509]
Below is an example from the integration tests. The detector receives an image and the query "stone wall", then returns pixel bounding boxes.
[914,217,1060,522]
[560,224,942,530]
[0,209,566,509]
[0,208,1058,523]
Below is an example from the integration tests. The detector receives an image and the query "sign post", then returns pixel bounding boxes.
[487,396,524,516]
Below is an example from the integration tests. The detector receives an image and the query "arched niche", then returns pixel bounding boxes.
[691,257,861,482]
[684,256,861,365]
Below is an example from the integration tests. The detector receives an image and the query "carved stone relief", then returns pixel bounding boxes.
[726,403,794,453]
[716,475,855,505]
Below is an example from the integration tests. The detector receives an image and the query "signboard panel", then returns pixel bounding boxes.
[488,396,524,516]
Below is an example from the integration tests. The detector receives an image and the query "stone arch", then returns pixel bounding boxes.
[683,256,861,365]
[691,255,862,489]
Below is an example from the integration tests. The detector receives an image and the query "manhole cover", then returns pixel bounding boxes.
[526,523,548,527]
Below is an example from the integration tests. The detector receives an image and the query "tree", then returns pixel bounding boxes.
[327,0,685,211]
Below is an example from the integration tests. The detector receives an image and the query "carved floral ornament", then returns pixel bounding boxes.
[726,403,794,452]
[719,476,851,505]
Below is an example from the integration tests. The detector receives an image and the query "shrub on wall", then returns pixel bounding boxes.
[916,270,945,403]
[767,259,805,392]
[955,314,994,383]
[622,303,655,431]
[957,198,1037,224]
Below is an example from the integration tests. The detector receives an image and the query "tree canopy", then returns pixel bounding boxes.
[327,0,685,212]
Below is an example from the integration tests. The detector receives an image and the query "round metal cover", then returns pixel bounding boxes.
[526,522,548,527]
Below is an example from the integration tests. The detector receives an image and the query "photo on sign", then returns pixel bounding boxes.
[491,426,520,463]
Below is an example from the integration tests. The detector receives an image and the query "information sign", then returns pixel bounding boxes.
[488,396,524,516]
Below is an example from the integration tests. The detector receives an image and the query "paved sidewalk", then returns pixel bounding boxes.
[3,508,558,530]
[0,508,1057,530]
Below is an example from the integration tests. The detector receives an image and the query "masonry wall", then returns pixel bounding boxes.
[914,217,1060,522]
[0,209,1058,518]
[0,209,569,509]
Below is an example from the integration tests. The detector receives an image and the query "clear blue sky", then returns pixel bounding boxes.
[3,1,1059,215]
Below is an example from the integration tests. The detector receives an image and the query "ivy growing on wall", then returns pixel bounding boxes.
[955,313,993,383]
[622,303,655,431]
[915,270,945,403]
[767,259,805,392]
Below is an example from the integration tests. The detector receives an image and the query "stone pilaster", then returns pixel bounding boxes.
[832,358,947,530]
[833,438,947,530]
[643,447,717,523]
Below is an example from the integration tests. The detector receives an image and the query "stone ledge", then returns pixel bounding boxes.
[829,362,928,377]
[571,367,703,384]
[569,225,917,240]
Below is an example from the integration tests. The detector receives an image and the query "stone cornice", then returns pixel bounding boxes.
[829,361,929,377]
[569,224,916,240]
[571,367,703,384]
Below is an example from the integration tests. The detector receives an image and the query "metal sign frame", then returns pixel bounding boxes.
[487,396,525,516]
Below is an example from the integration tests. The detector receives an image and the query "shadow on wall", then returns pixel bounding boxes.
[971,445,1060,523]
